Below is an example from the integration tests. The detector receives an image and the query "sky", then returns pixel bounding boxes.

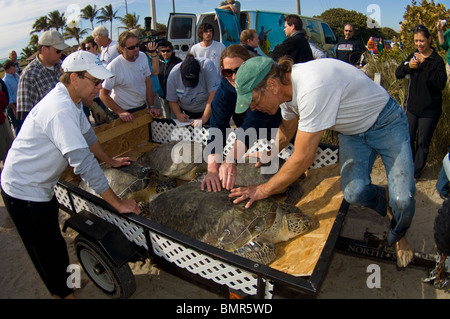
[0,0,448,60]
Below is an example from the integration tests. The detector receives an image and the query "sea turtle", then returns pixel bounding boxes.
[79,162,175,203]
[147,181,313,265]
[233,157,304,205]
[136,140,207,181]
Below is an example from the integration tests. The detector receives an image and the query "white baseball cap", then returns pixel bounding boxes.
[61,50,114,80]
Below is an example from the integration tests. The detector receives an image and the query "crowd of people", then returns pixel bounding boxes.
[0,4,449,298]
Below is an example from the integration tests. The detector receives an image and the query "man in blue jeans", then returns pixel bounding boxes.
[229,56,416,268]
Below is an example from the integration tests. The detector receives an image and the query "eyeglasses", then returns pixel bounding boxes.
[82,74,102,86]
[250,88,265,108]
[160,49,172,53]
[344,30,353,33]
[222,67,240,78]
[124,44,139,50]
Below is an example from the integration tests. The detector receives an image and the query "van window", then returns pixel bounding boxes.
[322,23,336,44]
[197,14,221,42]
[303,19,322,49]
[169,17,193,39]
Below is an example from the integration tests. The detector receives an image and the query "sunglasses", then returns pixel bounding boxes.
[412,25,429,33]
[82,74,102,86]
[125,44,139,50]
[45,46,62,54]
[160,49,172,53]
[222,67,239,78]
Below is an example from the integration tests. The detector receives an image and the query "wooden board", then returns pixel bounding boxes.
[93,109,152,158]
[269,163,343,277]
[60,110,152,183]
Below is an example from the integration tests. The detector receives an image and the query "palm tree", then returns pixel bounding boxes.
[63,27,88,45]
[21,46,35,59]
[47,10,66,32]
[97,4,119,37]
[119,13,141,31]
[28,34,39,50]
[81,5,99,30]
[30,16,49,34]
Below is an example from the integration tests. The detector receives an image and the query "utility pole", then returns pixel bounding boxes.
[296,0,301,15]
[149,0,157,29]
[172,0,176,13]
[125,0,128,14]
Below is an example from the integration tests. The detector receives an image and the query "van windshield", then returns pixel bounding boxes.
[169,17,193,39]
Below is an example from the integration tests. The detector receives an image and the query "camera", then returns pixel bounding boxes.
[138,17,167,52]
[441,19,447,26]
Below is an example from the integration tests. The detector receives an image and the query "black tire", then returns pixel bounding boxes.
[74,235,136,299]
[434,198,450,256]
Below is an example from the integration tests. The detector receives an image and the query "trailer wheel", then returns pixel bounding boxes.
[75,235,136,299]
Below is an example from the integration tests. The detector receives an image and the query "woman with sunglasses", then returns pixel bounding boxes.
[395,25,447,179]
[201,45,281,192]
[157,41,182,118]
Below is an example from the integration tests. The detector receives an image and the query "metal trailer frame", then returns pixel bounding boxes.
[58,119,343,298]
[58,118,440,298]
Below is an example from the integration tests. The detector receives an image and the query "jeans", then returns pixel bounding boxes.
[339,97,416,246]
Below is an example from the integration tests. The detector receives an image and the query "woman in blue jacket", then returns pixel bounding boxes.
[202,45,281,192]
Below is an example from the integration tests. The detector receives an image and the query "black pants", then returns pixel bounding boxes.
[406,111,440,178]
[1,188,73,298]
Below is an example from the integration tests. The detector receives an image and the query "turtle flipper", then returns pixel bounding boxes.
[279,203,314,236]
[232,239,277,265]
[138,201,150,218]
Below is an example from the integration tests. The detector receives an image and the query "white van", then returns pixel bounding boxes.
[166,9,337,59]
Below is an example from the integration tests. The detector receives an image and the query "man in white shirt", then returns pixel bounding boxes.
[100,31,161,122]
[92,25,120,67]
[1,51,140,299]
[230,56,416,268]
[190,23,226,73]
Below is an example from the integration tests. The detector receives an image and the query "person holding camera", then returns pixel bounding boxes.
[437,19,450,79]
[395,25,447,179]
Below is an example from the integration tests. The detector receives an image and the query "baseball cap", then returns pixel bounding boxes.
[61,51,114,80]
[180,55,200,87]
[38,30,69,51]
[235,56,274,114]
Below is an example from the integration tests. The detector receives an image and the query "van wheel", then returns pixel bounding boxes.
[75,235,136,299]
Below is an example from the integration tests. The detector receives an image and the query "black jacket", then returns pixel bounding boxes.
[395,49,447,118]
[271,31,314,63]
[158,54,183,98]
[335,37,366,66]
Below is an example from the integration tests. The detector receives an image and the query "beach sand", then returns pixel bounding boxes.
[0,157,449,299]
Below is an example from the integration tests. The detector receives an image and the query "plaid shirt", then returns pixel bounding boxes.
[16,56,62,120]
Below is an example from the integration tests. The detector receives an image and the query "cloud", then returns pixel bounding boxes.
[0,0,125,59]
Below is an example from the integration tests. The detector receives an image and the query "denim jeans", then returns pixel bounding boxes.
[436,166,449,199]
[339,97,416,246]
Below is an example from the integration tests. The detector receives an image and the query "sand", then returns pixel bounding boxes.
[0,157,449,299]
